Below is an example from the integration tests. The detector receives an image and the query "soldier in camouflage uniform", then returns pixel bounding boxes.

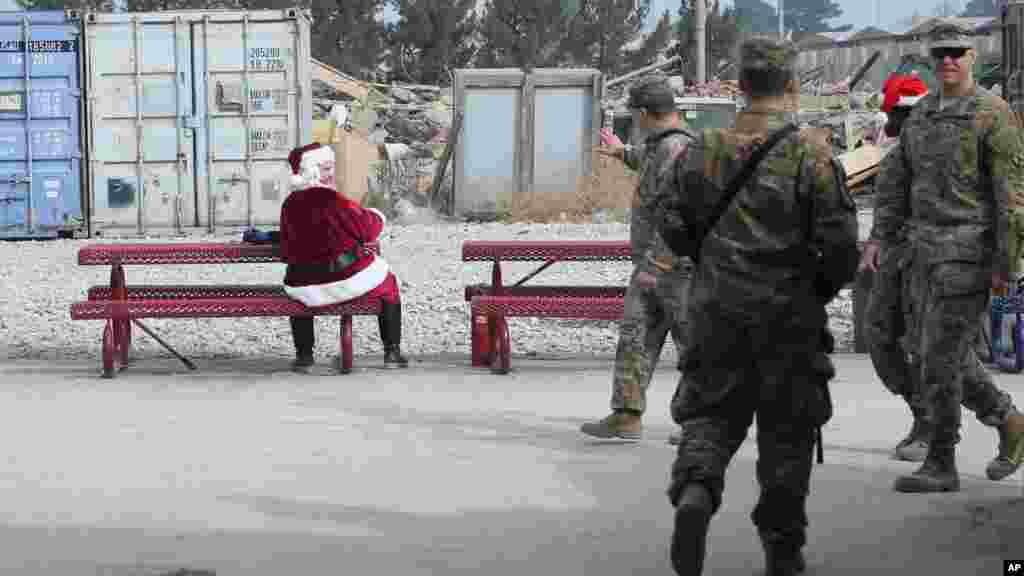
[871,23,1024,493]
[649,38,859,575]
[580,76,694,442]
[863,75,998,464]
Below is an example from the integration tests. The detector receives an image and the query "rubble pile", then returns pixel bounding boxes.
[312,76,456,224]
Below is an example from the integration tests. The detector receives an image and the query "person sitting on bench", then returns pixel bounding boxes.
[279,142,409,373]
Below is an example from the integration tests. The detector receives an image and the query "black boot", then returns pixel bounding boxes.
[892,442,959,492]
[892,404,931,462]
[670,483,713,575]
[380,301,409,368]
[759,531,807,576]
[290,317,315,374]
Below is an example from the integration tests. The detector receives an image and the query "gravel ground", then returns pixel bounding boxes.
[0,221,862,364]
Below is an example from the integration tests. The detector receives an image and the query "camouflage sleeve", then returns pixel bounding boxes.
[643,136,693,272]
[648,134,708,260]
[983,101,1023,279]
[808,145,860,301]
[869,127,911,244]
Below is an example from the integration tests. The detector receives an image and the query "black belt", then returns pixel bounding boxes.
[287,249,362,275]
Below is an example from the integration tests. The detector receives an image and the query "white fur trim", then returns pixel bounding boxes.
[300,146,334,172]
[284,256,390,308]
[896,95,925,107]
[289,146,336,191]
[366,207,386,227]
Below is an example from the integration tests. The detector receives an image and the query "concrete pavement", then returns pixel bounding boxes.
[0,353,1020,575]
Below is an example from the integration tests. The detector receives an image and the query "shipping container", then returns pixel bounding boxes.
[0,10,85,240]
[83,8,312,236]
[452,68,601,217]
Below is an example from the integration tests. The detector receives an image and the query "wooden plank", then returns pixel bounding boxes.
[838,144,882,178]
[312,58,369,101]
[430,110,463,215]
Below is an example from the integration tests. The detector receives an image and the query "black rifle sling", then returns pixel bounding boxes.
[691,123,799,264]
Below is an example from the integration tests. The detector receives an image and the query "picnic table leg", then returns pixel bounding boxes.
[471,258,503,368]
[110,262,132,366]
[101,322,117,379]
[491,315,511,375]
[487,258,513,374]
[339,315,353,374]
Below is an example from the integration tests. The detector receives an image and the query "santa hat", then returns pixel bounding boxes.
[881,74,929,114]
[288,143,335,190]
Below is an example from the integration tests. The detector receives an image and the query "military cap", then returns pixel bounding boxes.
[740,36,797,75]
[628,74,677,113]
[929,23,974,50]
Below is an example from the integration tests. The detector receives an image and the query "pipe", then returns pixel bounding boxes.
[605,55,682,88]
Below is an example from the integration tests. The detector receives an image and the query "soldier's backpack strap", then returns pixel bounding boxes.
[689,123,799,265]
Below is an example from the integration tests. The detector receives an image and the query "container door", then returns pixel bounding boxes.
[0,12,82,239]
[86,15,195,235]
[194,16,300,230]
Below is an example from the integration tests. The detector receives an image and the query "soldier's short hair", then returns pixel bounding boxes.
[628,74,677,115]
[739,36,797,97]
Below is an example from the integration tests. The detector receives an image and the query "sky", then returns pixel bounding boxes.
[0,0,976,35]
[381,0,981,36]
[644,0,979,32]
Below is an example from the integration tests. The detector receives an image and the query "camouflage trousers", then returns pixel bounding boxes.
[667,302,831,549]
[610,266,690,414]
[865,240,997,421]
[902,243,1017,446]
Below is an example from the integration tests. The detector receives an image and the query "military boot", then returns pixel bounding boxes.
[892,405,930,462]
[291,354,315,374]
[892,443,959,493]
[671,483,714,576]
[985,411,1024,481]
[379,301,409,369]
[758,531,807,576]
[580,411,642,440]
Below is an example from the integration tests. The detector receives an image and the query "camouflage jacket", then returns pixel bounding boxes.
[646,110,859,322]
[871,85,1023,278]
[625,127,694,274]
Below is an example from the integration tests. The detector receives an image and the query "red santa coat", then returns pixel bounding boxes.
[280,185,398,307]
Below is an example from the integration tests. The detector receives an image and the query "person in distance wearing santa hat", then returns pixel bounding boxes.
[280,142,409,373]
[862,72,933,462]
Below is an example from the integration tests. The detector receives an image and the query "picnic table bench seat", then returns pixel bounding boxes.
[70,242,384,378]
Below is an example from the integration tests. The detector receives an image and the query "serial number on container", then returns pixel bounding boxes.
[7,53,57,66]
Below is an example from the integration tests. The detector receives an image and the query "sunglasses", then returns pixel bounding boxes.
[931,47,969,60]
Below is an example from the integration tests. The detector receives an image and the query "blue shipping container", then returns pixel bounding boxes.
[0,10,83,239]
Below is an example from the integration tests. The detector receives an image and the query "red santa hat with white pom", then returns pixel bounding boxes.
[287,143,335,190]
[881,73,929,114]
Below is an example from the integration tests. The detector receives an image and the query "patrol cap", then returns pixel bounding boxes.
[928,23,974,50]
[627,74,677,113]
[739,36,797,76]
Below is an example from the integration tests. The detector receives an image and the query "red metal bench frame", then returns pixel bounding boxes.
[462,240,633,374]
[70,242,380,378]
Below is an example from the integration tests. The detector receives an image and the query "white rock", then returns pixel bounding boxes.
[0,224,859,366]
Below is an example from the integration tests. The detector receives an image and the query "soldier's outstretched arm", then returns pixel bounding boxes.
[811,149,860,302]
[869,129,911,244]
[983,101,1023,282]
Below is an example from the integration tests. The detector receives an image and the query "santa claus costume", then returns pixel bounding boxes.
[279,142,408,373]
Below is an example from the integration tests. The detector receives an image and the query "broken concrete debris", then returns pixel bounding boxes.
[312,62,455,223]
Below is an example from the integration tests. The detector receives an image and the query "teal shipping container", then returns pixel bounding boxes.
[83,8,312,236]
[0,10,85,240]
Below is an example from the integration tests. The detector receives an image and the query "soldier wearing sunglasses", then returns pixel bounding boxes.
[868,23,1024,493]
